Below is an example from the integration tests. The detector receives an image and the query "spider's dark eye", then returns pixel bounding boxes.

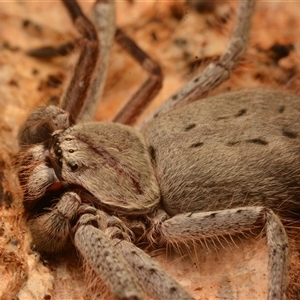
[52,134,59,141]
[68,149,74,153]
[65,138,72,141]
[68,161,78,171]
[55,148,62,156]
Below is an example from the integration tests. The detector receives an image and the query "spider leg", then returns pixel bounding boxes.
[27,0,162,125]
[74,212,194,300]
[140,0,255,128]
[78,0,116,122]
[16,144,59,210]
[74,214,145,300]
[152,206,288,300]
[28,190,145,299]
[59,0,99,122]
[18,106,70,145]
[24,0,115,125]
[112,29,163,125]
[114,238,195,300]
[27,40,77,58]
[28,192,81,253]
[18,0,103,144]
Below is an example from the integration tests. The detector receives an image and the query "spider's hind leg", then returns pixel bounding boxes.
[141,0,255,128]
[153,206,288,300]
[112,29,163,126]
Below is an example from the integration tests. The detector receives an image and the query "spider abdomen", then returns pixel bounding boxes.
[144,89,300,219]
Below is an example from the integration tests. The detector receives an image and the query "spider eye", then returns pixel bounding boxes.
[55,148,62,156]
[68,161,78,171]
[68,149,74,153]
[57,158,63,168]
[52,134,59,141]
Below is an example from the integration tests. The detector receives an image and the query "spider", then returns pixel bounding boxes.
[11,0,300,299]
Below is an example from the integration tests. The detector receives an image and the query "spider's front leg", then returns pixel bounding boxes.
[113,237,195,300]
[74,213,195,300]
[28,190,146,300]
[28,191,81,253]
[74,214,146,300]
[18,0,113,146]
[18,106,71,146]
[17,144,60,210]
[148,207,288,300]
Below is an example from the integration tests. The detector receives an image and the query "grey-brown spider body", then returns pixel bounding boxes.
[16,0,298,299]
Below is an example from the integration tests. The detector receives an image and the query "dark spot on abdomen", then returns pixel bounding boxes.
[148,145,156,165]
[184,123,196,131]
[282,129,297,139]
[235,109,247,117]
[246,138,268,145]
[227,141,240,146]
[217,116,229,120]
[190,142,204,148]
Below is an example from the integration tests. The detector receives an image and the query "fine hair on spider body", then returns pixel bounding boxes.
[16,0,300,299]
